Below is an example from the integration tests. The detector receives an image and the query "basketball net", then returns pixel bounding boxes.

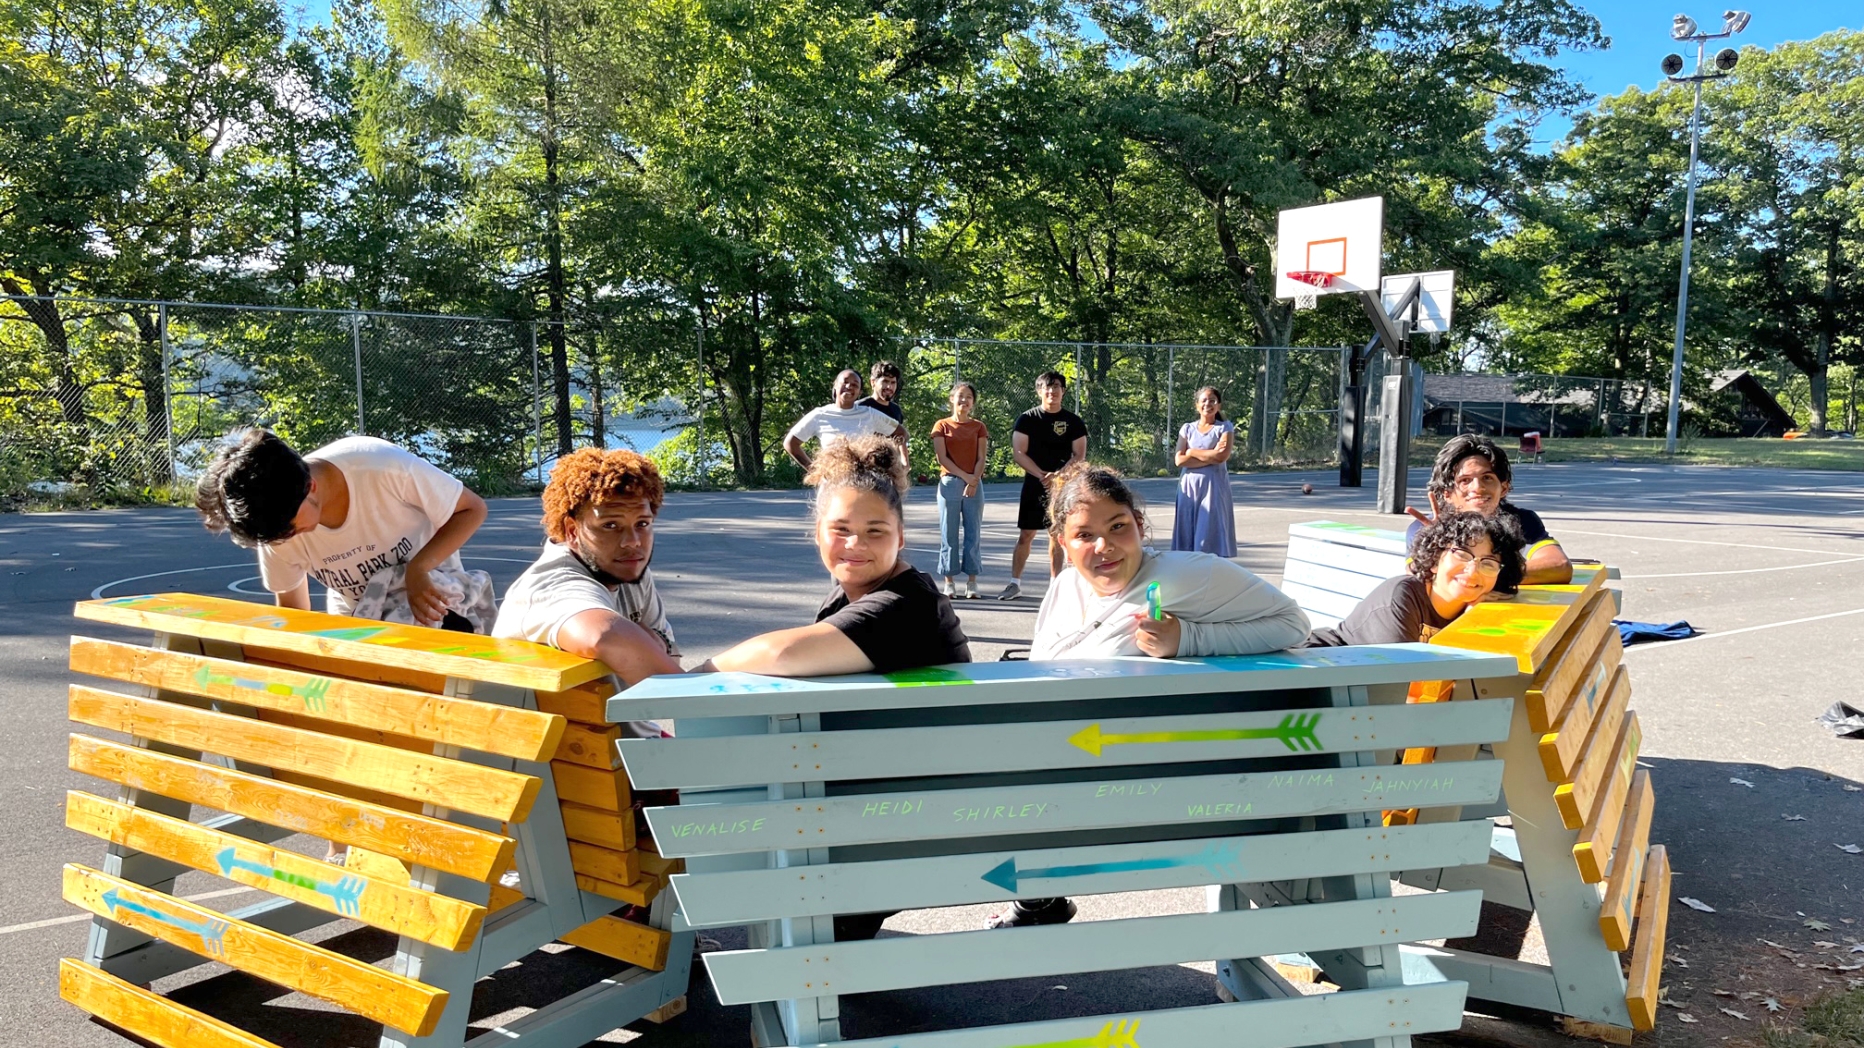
[1286,270,1332,312]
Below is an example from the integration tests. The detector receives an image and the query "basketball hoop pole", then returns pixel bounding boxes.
[1341,279,1423,512]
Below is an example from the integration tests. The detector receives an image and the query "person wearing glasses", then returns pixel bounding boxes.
[1404,434,1572,585]
[1302,511,1526,647]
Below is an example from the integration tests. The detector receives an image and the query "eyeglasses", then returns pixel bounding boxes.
[1445,547,1503,576]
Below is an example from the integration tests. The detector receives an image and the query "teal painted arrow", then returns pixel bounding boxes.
[982,841,1242,893]
[101,888,230,957]
[215,847,365,915]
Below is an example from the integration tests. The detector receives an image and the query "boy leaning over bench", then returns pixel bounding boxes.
[494,448,683,740]
[1406,434,1573,586]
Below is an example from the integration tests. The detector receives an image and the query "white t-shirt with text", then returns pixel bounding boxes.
[258,437,464,616]
[785,404,899,450]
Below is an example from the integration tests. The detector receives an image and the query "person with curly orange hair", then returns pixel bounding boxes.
[494,448,682,735]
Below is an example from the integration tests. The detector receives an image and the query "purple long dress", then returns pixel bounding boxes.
[1172,420,1237,556]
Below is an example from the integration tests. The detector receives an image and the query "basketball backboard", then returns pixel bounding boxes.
[1274,196,1384,299]
[1380,270,1456,333]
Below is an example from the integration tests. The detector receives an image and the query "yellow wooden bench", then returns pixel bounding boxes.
[58,593,690,1048]
[1401,566,1672,1037]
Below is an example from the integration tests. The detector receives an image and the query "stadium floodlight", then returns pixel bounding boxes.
[1715,47,1740,71]
[1723,10,1751,34]
[1672,13,1699,39]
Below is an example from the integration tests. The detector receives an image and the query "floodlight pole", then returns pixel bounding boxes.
[1663,21,1742,452]
[1665,42,1708,454]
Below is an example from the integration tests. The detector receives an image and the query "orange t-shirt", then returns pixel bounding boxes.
[931,417,989,475]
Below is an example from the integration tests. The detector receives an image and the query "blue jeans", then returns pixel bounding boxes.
[936,473,983,578]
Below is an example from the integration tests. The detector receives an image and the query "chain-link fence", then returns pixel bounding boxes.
[889,339,1348,482]
[4,293,1675,505]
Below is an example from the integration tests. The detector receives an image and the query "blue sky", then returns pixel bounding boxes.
[285,0,1853,150]
[1534,2,1857,146]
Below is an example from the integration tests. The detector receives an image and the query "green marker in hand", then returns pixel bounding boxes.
[1145,581,1163,621]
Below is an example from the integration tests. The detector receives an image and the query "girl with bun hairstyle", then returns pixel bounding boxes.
[708,435,971,675]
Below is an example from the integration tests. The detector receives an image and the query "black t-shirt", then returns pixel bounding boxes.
[1013,408,1088,471]
[816,565,972,672]
[855,396,904,425]
[1404,502,1551,549]
[1300,575,1454,648]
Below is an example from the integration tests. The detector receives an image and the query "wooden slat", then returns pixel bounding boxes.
[559,801,635,850]
[344,848,411,886]
[1538,642,1623,783]
[1625,844,1673,1031]
[552,761,630,811]
[65,791,485,950]
[1556,708,1640,831]
[568,842,641,886]
[1281,581,1361,622]
[823,982,1469,1048]
[559,915,671,971]
[245,646,447,693]
[638,850,682,882]
[1435,571,1604,674]
[575,873,661,908]
[617,699,1515,791]
[71,637,566,761]
[1525,592,1615,733]
[68,735,514,882]
[1570,672,1637,881]
[59,958,283,1048]
[1598,771,1656,951]
[554,722,621,769]
[648,760,1503,857]
[607,645,1519,722]
[1287,521,1410,555]
[69,684,540,822]
[704,891,1481,1004]
[534,679,616,725]
[75,593,607,692]
[673,821,1493,928]
[1285,533,1408,578]
[63,864,447,1035]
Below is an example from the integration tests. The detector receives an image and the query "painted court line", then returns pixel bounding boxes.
[1624,555,1864,579]
[0,886,259,937]
[1623,605,1864,655]
[1554,527,1864,558]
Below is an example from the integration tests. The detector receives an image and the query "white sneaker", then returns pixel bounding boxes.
[997,581,1023,601]
[966,580,980,599]
[942,578,956,598]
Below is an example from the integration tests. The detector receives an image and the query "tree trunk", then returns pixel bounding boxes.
[133,308,175,483]
[589,348,606,448]
[540,8,573,454]
[1809,226,1839,436]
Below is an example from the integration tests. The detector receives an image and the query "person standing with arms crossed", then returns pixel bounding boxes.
[1000,371,1086,601]
[785,369,907,471]
[1171,386,1237,556]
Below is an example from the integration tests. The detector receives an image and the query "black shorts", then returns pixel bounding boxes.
[1017,475,1052,531]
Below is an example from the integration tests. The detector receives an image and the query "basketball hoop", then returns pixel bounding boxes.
[1287,270,1331,311]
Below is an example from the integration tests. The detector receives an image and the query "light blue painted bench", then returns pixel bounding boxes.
[612,646,1521,1047]
[1281,520,1621,629]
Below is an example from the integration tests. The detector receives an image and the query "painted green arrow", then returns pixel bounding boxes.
[1006,1019,1140,1048]
[192,665,333,712]
[1068,713,1322,757]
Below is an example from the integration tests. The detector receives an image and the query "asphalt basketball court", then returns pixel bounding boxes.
[3,461,1860,1046]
